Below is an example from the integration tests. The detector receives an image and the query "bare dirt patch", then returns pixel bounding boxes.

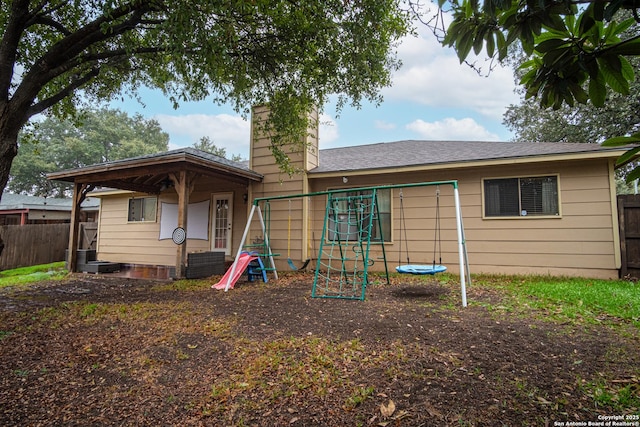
[0,272,638,426]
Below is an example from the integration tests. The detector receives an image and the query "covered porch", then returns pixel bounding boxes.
[47,148,262,279]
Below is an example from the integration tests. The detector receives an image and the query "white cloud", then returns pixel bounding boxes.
[406,118,500,141]
[154,113,250,156]
[385,16,519,120]
[375,120,396,130]
[318,113,339,146]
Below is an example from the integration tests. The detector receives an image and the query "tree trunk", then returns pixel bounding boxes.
[0,106,23,257]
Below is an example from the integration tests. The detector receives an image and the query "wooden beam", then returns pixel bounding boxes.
[171,171,189,278]
[100,179,162,194]
[67,183,94,272]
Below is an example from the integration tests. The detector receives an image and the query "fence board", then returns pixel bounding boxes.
[0,224,70,270]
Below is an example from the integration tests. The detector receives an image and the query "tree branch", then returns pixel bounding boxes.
[12,2,156,112]
[26,67,100,117]
[29,15,73,36]
[46,45,170,80]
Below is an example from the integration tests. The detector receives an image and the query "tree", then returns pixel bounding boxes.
[193,136,243,162]
[9,108,168,197]
[503,58,640,144]
[422,0,640,177]
[0,0,410,203]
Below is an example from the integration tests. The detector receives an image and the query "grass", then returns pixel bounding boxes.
[470,274,640,327]
[0,262,67,288]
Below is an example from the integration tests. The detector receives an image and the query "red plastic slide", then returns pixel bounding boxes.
[212,252,257,290]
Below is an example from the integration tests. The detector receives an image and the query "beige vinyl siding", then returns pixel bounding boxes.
[248,106,318,266]
[97,193,176,265]
[95,176,250,267]
[305,157,619,279]
[466,160,617,278]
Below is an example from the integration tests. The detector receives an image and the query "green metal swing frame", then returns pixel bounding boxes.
[228,180,470,306]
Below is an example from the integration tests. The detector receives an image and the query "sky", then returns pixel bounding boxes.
[110,7,521,160]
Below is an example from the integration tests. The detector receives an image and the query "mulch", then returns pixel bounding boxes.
[0,272,638,426]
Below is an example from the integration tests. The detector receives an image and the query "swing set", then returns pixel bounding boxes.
[396,187,448,275]
[215,180,470,306]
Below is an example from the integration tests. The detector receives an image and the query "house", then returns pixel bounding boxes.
[0,193,99,225]
[48,106,628,280]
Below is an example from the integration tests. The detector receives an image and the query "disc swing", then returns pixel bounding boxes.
[287,199,311,271]
[396,187,447,275]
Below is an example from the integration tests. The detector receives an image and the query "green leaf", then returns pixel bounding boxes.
[608,39,640,56]
[486,31,496,57]
[624,166,640,184]
[568,81,589,104]
[444,20,464,46]
[602,132,640,147]
[473,26,487,55]
[603,0,625,21]
[520,22,535,54]
[577,10,596,36]
[541,47,573,69]
[613,146,640,166]
[588,72,607,107]
[598,55,630,95]
[620,56,635,82]
[540,14,567,33]
[535,38,569,54]
[457,29,475,62]
[496,30,508,60]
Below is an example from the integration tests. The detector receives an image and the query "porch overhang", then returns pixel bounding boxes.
[47,148,263,278]
[47,148,262,193]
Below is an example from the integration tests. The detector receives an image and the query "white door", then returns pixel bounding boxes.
[211,193,233,255]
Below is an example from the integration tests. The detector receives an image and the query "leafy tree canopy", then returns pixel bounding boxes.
[193,136,243,162]
[0,0,411,198]
[9,108,168,197]
[426,0,640,179]
[503,57,640,144]
[431,0,640,108]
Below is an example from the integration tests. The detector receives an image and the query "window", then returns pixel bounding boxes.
[484,176,559,217]
[327,189,391,242]
[128,197,157,222]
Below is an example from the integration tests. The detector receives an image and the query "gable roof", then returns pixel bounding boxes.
[309,140,628,174]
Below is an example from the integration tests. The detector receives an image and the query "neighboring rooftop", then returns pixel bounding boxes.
[310,140,627,174]
[0,193,100,211]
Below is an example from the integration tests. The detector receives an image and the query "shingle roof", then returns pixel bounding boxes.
[309,140,625,174]
[53,147,255,176]
[0,193,100,211]
[115,147,254,174]
[47,147,262,185]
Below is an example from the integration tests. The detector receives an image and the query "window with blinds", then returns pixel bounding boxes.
[484,176,559,217]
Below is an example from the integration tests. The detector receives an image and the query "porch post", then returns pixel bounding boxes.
[172,171,189,279]
[67,182,92,272]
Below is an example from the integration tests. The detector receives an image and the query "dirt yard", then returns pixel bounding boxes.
[0,272,638,426]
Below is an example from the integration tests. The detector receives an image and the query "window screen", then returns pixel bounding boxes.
[484,176,559,217]
[128,197,157,222]
[328,189,391,242]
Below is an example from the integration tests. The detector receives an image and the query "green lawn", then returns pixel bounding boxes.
[470,274,640,327]
[0,262,67,288]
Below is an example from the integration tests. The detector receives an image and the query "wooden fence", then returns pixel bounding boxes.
[0,223,70,270]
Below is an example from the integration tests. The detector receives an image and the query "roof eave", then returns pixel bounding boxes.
[308,149,628,177]
[47,151,263,183]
